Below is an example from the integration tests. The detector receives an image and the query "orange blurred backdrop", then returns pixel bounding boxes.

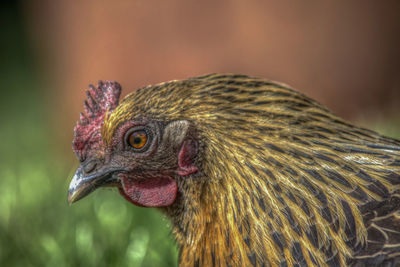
[21,0,400,152]
[1,2,399,265]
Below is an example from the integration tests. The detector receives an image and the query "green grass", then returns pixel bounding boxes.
[0,125,179,267]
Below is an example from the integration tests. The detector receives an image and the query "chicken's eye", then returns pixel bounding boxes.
[127,130,148,150]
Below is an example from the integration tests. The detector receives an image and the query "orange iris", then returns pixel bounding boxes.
[128,130,148,149]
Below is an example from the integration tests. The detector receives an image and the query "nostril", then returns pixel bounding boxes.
[83,161,97,174]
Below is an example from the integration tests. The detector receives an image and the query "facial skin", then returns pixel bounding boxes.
[68,119,199,207]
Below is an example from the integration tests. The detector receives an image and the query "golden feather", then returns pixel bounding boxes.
[101,74,400,266]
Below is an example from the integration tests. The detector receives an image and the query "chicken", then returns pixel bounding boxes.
[68,74,400,267]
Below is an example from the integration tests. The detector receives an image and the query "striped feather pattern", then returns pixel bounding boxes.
[103,74,400,266]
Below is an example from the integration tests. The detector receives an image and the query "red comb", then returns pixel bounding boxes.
[73,81,121,161]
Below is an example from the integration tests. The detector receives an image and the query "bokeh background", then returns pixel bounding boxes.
[1,1,399,266]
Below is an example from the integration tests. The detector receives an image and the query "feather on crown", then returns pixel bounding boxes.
[73,81,121,161]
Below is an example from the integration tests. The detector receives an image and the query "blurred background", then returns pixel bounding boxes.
[1,0,399,266]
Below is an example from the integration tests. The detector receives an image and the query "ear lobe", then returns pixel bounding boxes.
[178,139,198,176]
[161,120,199,176]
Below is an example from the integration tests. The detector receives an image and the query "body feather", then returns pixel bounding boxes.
[103,74,400,266]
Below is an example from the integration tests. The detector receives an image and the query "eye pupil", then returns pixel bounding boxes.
[127,130,148,150]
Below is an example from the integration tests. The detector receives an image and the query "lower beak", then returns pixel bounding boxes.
[68,167,119,204]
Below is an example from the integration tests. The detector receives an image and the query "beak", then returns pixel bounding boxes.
[68,167,119,204]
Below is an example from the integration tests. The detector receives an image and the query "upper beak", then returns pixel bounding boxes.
[68,167,119,204]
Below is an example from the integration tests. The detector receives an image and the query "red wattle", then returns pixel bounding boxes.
[118,176,177,207]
